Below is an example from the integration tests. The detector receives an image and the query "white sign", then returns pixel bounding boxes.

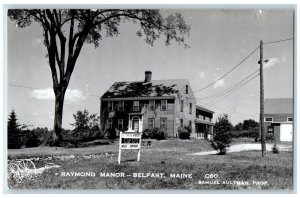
[118,132,142,164]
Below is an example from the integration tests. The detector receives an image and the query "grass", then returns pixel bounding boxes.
[7,139,293,190]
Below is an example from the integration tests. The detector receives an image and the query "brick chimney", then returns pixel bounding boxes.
[144,71,152,82]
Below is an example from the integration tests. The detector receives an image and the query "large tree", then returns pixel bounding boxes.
[8,9,190,146]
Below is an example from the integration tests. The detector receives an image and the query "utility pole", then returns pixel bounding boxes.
[259,40,266,157]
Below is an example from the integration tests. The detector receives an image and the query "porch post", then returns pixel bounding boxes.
[128,114,131,130]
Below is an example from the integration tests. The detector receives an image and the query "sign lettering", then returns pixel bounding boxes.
[118,132,142,164]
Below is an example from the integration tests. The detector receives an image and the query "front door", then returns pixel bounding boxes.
[132,119,139,132]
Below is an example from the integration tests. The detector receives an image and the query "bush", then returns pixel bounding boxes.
[25,127,51,147]
[213,114,233,155]
[155,128,167,140]
[272,143,279,154]
[231,129,259,139]
[178,126,191,139]
[210,140,218,150]
[107,128,117,140]
[142,127,167,140]
[142,128,152,139]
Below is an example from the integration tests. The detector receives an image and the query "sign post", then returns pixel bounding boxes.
[118,131,142,164]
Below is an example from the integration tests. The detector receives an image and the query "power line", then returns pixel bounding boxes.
[8,83,101,98]
[193,45,259,93]
[197,101,259,118]
[263,37,293,45]
[211,105,259,118]
[206,73,259,106]
[197,69,259,100]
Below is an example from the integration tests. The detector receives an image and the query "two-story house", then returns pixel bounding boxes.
[100,71,214,138]
[264,98,293,142]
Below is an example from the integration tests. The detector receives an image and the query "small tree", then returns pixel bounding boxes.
[213,114,233,155]
[178,125,191,139]
[70,109,99,130]
[7,110,23,149]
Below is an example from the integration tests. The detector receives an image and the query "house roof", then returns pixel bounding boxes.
[264,98,293,114]
[196,105,214,114]
[101,79,188,99]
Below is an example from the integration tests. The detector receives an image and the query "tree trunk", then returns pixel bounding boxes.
[52,90,65,146]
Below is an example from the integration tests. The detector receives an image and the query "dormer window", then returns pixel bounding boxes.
[186,85,188,94]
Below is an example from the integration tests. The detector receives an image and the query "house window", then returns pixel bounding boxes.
[108,101,113,111]
[265,117,273,122]
[107,119,112,129]
[189,120,192,129]
[189,103,192,114]
[186,85,188,94]
[118,101,124,111]
[181,100,184,112]
[133,101,139,111]
[180,119,183,127]
[160,118,167,129]
[287,117,293,122]
[118,119,123,130]
[148,118,155,128]
[149,100,155,111]
[267,126,274,135]
[161,100,167,111]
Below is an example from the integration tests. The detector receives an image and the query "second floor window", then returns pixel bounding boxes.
[186,85,189,94]
[108,101,113,111]
[149,100,155,111]
[189,103,192,114]
[148,118,155,128]
[118,101,124,111]
[133,101,139,111]
[161,100,167,111]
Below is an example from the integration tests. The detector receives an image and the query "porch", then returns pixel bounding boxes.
[195,118,214,140]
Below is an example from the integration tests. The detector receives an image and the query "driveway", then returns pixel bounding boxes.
[190,143,292,156]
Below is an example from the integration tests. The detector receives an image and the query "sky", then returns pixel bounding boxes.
[7,9,294,129]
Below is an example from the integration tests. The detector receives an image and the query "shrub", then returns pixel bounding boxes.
[177,126,191,139]
[210,140,218,150]
[142,127,167,140]
[25,127,51,147]
[272,143,280,154]
[155,128,167,140]
[230,129,259,139]
[213,114,233,155]
[107,128,117,140]
[142,128,152,139]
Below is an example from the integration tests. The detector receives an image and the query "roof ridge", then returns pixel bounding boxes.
[112,79,188,84]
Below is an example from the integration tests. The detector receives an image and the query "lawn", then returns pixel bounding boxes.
[7,139,293,190]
